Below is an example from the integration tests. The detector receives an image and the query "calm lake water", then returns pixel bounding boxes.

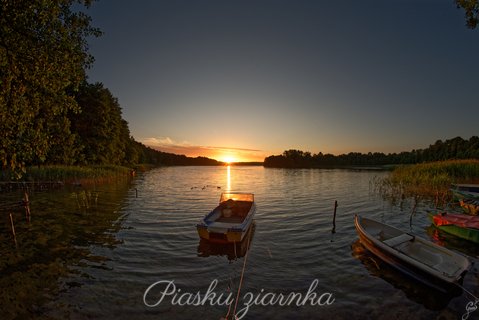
[1,166,478,319]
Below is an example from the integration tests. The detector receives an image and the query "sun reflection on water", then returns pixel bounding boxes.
[226,165,231,191]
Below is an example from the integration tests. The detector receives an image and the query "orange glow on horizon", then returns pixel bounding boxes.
[210,150,266,163]
[142,138,266,162]
[214,149,255,163]
[219,155,237,164]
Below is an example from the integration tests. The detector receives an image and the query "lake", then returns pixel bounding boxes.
[1,166,478,319]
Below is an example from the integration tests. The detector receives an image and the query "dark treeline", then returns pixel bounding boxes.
[264,136,479,168]
[50,81,221,167]
[6,76,220,171]
[132,142,220,166]
[0,1,220,178]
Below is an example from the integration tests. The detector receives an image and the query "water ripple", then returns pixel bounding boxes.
[25,166,478,319]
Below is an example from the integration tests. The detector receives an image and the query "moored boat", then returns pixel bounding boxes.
[197,192,256,243]
[451,183,479,193]
[429,212,479,244]
[459,198,479,216]
[451,183,479,200]
[354,215,470,291]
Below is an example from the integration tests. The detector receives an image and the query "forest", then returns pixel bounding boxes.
[0,1,219,179]
[263,136,479,168]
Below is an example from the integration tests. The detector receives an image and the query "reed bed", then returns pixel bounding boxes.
[20,165,133,185]
[376,160,479,207]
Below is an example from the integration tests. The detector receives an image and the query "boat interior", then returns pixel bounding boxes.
[209,199,253,224]
[361,217,463,277]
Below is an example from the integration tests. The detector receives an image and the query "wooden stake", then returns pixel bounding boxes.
[332,200,338,234]
[9,213,17,247]
[409,195,419,227]
[24,191,31,222]
[75,192,81,209]
[135,188,138,198]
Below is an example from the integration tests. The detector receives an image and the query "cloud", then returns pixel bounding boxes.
[143,137,187,147]
[208,146,262,152]
[141,137,265,161]
[142,137,203,155]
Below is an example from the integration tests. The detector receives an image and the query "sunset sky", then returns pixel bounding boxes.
[86,0,479,162]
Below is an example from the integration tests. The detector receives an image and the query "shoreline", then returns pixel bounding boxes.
[0,165,135,189]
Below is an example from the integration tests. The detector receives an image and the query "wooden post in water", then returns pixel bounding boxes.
[409,195,419,227]
[24,191,31,222]
[332,200,338,234]
[135,188,138,198]
[9,213,17,247]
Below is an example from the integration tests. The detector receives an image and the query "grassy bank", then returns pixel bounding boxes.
[1,165,135,185]
[377,159,479,204]
[132,163,157,172]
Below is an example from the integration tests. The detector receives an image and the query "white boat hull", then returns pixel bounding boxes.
[354,215,470,290]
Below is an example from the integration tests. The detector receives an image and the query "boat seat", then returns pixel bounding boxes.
[433,260,458,276]
[383,233,414,247]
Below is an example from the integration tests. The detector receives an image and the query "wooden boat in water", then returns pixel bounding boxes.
[451,183,479,193]
[451,183,479,200]
[354,215,470,291]
[429,212,479,244]
[197,192,256,243]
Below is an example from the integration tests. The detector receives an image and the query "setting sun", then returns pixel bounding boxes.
[221,155,236,164]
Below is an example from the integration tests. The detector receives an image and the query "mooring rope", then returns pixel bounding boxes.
[223,277,234,319]
[456,282,479,302]
[230,231,252,319]
[454,281,479,320]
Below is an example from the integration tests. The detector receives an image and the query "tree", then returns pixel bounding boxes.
[0,0,100,176]
[456,0,479,28]
[44,115,83,165]
[72,82,128,165]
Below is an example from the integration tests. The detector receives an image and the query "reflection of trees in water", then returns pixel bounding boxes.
[0,183,131,319]
[351,240,461,311]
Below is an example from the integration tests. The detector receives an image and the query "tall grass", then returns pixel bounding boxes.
[20,165,133,185]
[376,160,479,206]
